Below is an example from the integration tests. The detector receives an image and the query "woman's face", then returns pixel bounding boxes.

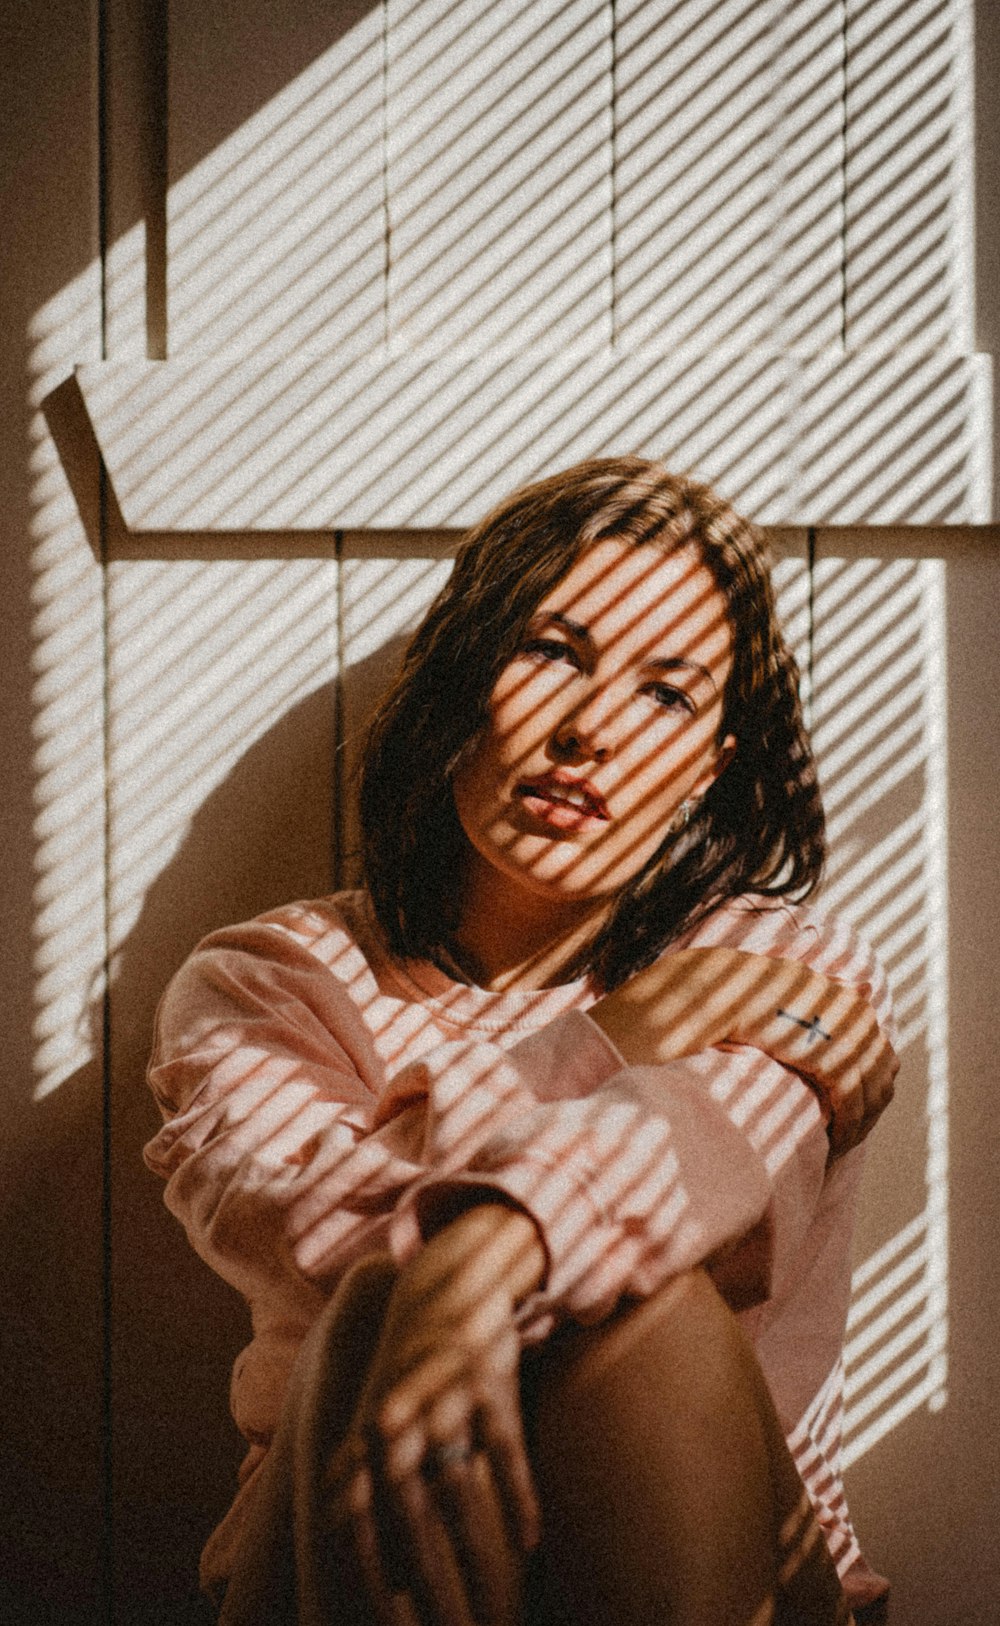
[452,537,737,919]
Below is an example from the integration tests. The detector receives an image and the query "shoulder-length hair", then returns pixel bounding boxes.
[358,457,825,989]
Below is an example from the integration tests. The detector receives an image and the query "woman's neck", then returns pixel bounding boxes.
[450,860,608,992]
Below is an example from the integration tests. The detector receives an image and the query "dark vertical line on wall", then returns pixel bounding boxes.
[840,5,849,351]
[333,530,346,887]
[97,2,109,352]
[381,0,392,345]
[610,0,618,343]
[98,482,115,1626]
[146,0,169,358]
[807,524,817,733]
[96,1,114,1619]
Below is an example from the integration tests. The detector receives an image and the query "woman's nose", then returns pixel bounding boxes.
[551,684,625,761]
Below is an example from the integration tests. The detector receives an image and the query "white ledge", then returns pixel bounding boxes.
[76,345,992,531]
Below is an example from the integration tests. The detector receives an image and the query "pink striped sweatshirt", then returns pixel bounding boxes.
[145,888,894,1608]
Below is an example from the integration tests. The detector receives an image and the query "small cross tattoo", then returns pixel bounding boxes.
[776,1008,832,1044]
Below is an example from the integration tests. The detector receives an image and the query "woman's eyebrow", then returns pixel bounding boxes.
[537,610,591,641]
[646,656,719,694]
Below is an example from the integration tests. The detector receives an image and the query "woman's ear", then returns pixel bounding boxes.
[693,733,736,798]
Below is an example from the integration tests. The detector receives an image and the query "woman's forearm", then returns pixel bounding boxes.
[406,1200,548,1320]
[586,946,897,1153]
[588,948,797,1063]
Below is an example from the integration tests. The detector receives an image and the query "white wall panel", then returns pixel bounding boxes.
[615,0,846,352]
[811,530,1000,1620]
[386,0,613,350]
[105,551,340,1611]
[810,544,948,1595]
[794,346,990,522]
[76,0,991,530]
[167,0,386,360]
[845,0,975,351]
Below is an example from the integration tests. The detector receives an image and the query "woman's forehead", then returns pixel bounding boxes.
[534,538,732,661]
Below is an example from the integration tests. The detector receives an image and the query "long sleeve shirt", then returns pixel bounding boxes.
[144,888,894,1607]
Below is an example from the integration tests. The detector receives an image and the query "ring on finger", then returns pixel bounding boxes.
[423,1440,474,1477]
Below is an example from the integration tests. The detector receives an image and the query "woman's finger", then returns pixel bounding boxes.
[430,1449,524,1626]
[826,1047,896,1155]
[380,1466,478,1626]
[825,1075,862,1156]
[476,1401,541,1553]
[326,1456,410,1626]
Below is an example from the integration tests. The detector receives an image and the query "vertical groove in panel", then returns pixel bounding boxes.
[381,0,392,348]
[333,528,346,888]
[807,523,817,730]
[840,6,850,350]
[609,0,618,340]
[102,6,173,1613]
[99,489,114,1626]
[104,0,169,360]
[96,0,115,1617]
[147,0,168,358]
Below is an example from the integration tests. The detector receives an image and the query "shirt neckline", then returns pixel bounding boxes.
[347,890,597,1034]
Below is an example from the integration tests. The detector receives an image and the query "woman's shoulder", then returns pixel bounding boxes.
[673,894,893,1024]
[252,888,373,949]
[180,889,381,978]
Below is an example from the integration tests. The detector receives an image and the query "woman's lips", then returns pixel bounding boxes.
[515,776,610,829]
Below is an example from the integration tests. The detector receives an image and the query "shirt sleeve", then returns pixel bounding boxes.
[144,924,620,1312]
[145,918,425,1308]
[393,900,896,1342]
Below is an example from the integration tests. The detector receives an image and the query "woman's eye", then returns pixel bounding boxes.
[647,682,695,714]
[521,638,580,667]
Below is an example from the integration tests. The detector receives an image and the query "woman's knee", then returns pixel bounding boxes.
[531,1266,753,1417]
[524,1270,844,1625]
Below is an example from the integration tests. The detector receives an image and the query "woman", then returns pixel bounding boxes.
[145,459,897,1624]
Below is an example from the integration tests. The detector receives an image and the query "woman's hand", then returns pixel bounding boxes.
[589,947,898,1157]
[324,1203,546,1626]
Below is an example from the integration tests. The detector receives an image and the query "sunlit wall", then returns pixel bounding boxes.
[7,2,996,1622]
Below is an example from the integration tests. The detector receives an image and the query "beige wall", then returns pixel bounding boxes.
[2,5,998,1623]
[0,4,105,1621]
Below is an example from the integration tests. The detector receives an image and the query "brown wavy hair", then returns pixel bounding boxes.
[358,457,825,989]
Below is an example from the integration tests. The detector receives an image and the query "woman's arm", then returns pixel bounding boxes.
[146,914,566,1332]
[323,1202,545,1626]
[403,909,897,1340]
[145,918,432,1310]
[587,946,898,1155]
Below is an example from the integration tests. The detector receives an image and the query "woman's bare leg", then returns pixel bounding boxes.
[527,1268,849,1626]
[222,1253,525,1626]
[223,1260,847,1626]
